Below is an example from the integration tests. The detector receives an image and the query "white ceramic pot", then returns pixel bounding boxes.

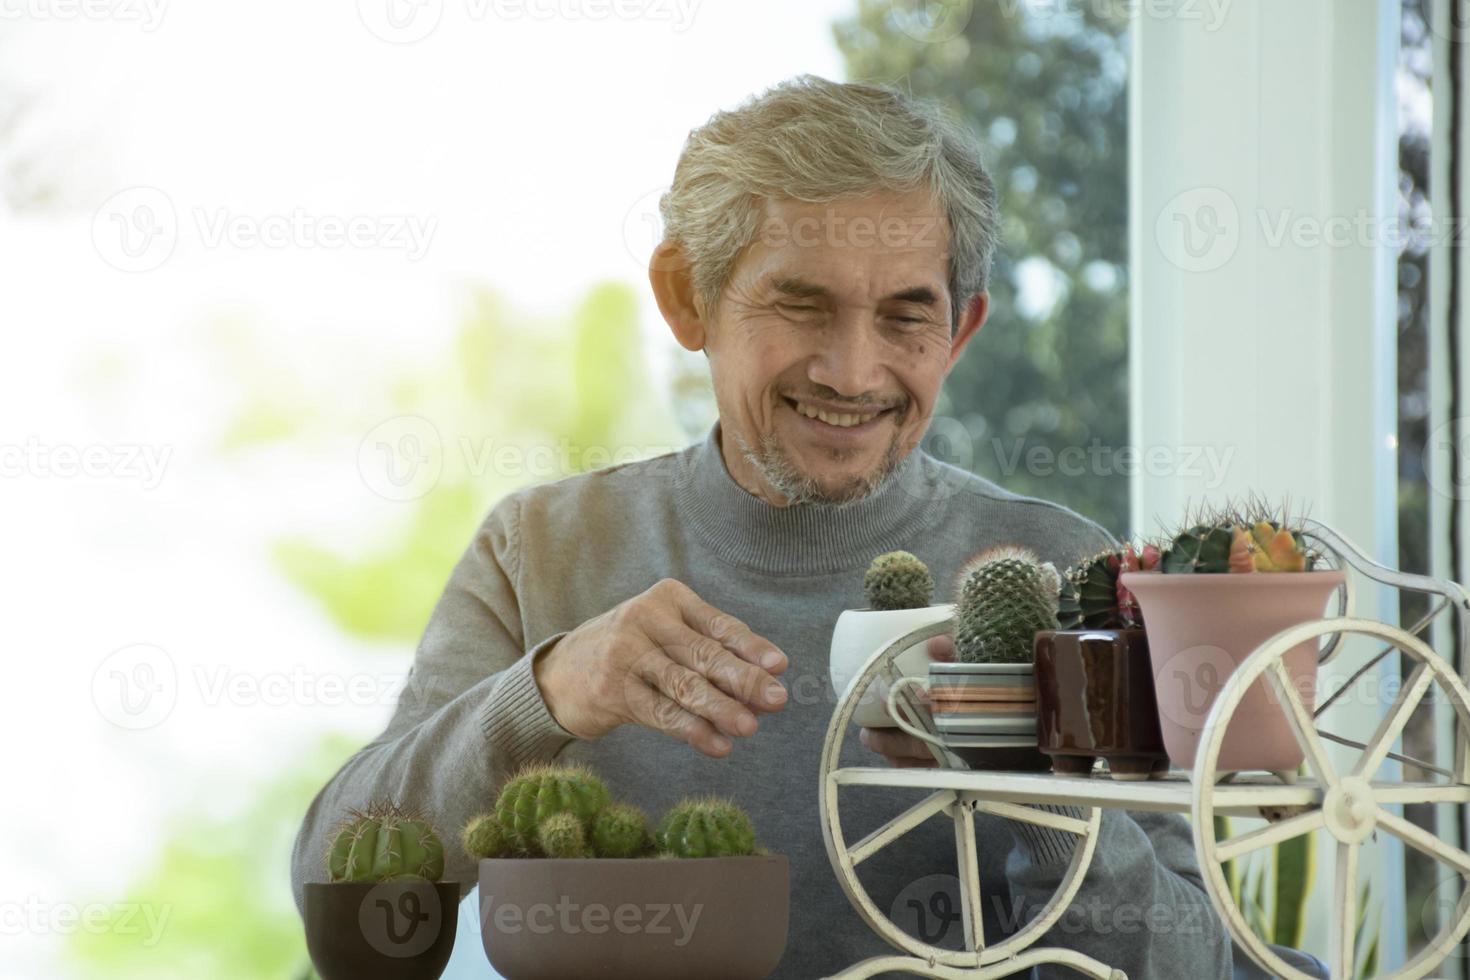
[828,604,954,728]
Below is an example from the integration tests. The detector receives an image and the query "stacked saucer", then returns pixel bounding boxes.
[929,663,1038,747]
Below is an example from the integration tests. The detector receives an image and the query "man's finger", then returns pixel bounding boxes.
[624,676,731,757]
[926,635,956,662]
[650,619,787,717]
[672,584,789,675]
[635,647,761,739]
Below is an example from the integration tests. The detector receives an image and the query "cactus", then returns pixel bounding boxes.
[952,546,1061,664]
[461,812,514,860]
[1162,500,1315,574]
[863,550,934,611]
[537,812,589,859]
[495,764,611,855]
[1059,543,1160,629]
[654,797,758,858]
[591,802,652,858]
[326,802,444,883]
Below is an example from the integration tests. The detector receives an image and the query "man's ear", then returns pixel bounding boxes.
[947,291,989,369]
[649,240,708,352]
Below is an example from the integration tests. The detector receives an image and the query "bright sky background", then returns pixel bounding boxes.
[0,2,861,975]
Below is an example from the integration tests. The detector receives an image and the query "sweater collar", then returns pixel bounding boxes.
[672,422,950,576]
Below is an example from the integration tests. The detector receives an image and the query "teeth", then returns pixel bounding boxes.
[794,401,878,427]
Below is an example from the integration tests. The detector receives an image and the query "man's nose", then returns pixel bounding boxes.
[806,322,886,399]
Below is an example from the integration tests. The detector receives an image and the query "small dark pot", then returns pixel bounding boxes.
[304,880,460,980]
[479,855,789,980]
[1034,629,1170,780]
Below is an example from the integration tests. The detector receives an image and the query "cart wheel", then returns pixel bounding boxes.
[1191,616,1470,980]
[819,620,1116,978]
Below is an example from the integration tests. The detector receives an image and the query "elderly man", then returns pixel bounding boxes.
[291,75,1235,979]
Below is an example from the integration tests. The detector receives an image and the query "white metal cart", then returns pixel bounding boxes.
[819,520,1470,979]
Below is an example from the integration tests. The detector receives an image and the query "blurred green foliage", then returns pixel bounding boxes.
[65,735,358,980]
[834,1,1131,534]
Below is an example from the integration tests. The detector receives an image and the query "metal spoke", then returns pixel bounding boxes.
[1352,662,1435,780]
[848,790,957,867]
[970,799,1091,837]
[1214,809,1325,863]
[1265,659,1337,787]
[1377,808,1470,876]
[952,800,985,951]
[1313,598,1444,717]
[1329,841,1358,980]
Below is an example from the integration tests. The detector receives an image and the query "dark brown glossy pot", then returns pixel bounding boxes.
[304,880,460,980]
[479,855,789,980]
[1034,629,1170,780]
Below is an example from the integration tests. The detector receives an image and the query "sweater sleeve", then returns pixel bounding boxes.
[289,494,577,910]
[1003,806,1233,979]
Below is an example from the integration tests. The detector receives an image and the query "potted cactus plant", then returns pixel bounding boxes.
[888,546,1060,771]
[465,764,789,980]
[303,802,460,980]
[829,550,954,728]
[1119,501,1346,776]
[1034,543,1171,780]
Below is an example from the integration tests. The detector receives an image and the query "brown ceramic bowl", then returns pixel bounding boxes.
[304,880,460,980]
[479,855,789,980]
[1034,629,1169,780]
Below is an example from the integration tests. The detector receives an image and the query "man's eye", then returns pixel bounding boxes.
[890,316,926,326]
[779,304,821,316]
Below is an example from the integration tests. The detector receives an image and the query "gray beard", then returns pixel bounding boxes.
[734,429,904,506]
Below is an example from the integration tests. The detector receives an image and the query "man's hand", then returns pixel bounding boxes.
[532,578,789,758]
[859,635,953,768]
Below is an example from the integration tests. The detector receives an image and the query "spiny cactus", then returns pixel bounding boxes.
[1058,543,1160,630]
[591,802,652,858]
[326,802,444,883]
[1161,499,1315,574]
[461,812,514,860]
[654,797,758,858]
[495,764,611,855]
[863,550,934,611]
[952,546,1061,664]
[538,812,589,859]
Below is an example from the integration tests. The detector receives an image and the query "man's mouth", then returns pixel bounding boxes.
[783,397,896,430]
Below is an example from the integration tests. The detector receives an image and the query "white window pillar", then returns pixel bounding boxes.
[1130,0,1407,965]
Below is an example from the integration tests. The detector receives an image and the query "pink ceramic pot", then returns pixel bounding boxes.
[1119,570,1346,774]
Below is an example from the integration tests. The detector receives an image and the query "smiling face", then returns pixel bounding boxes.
[654,188,987,505]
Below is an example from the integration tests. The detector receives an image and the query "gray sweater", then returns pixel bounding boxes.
[290,424,1233,979]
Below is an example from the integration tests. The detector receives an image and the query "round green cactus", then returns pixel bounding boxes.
[538,812,589,859]
[953,546,1061,664]
[495,764,611,855]
[326,802,444,883]
[863,550,934,611]
[654,798,757,858]
[591,802,651,858]
[461,812,513,860]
